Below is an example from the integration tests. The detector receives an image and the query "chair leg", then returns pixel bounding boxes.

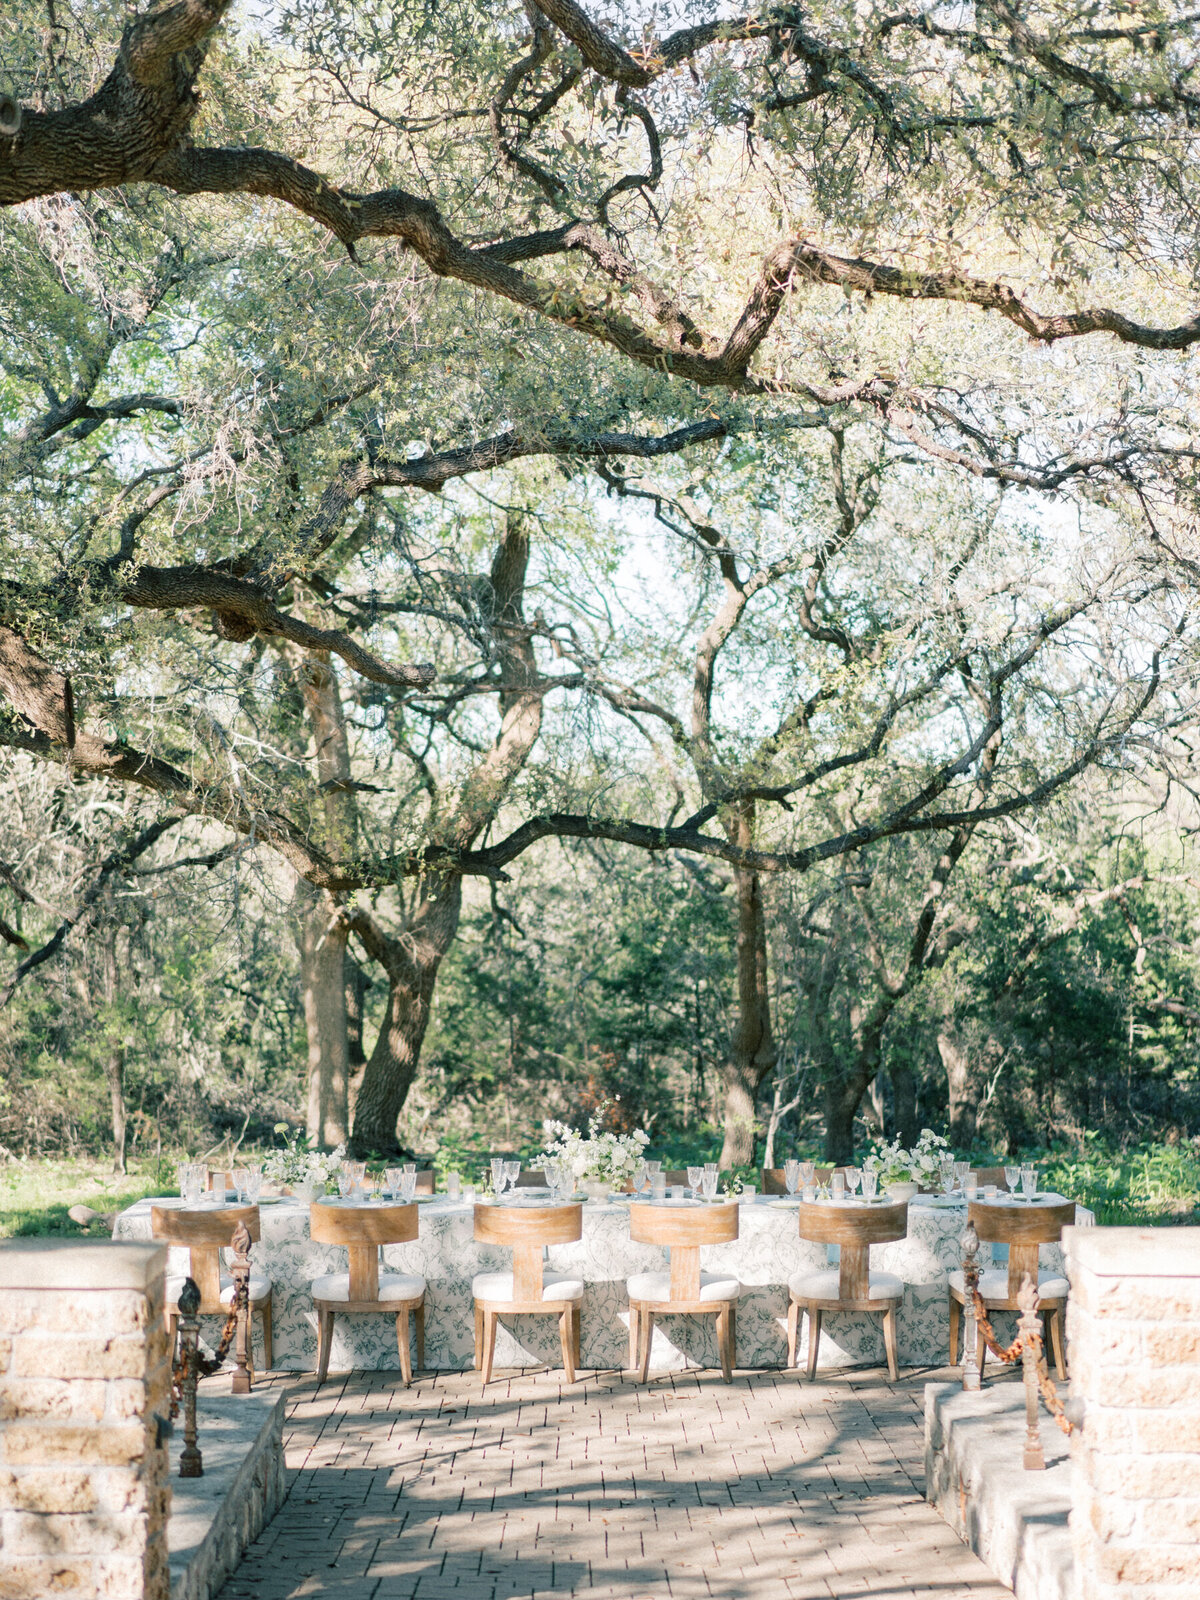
[628,1305,640,1372]
[415,1301,426,1372]
[806,1306,822,1381]
[637,1309,655,1383]
[728,1305,737,1371]
[316,1307,334,1386]
[572,1306,581,1371]
[260,1299,273,1371]
[786,1298,799,1368]
[559,1309,576,1383]
[882,1305,899,1383]
[1048,1307,1067,1380]
[396,1308,413,1386]
[474,1301,484,1372]
[977,1322,987,1384]
[481,1310,498,1388]
[948,1294,960,1366]
[716,1305,733,1384]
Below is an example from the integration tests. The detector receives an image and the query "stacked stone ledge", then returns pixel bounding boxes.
[0,1238,170,1600]
[1065,1225,1200,1600]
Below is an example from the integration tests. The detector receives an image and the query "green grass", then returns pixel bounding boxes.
[1040,1139,1200,1226]
[0,1155,181,1239]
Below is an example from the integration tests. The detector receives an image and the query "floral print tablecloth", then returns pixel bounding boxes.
[113,1193,1090,1373]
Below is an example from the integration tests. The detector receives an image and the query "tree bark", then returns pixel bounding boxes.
[349,878,463,1154]
[106,1047,127,1175]
[296,885,350,1148]
[939,1028,979,1147]
[891,1057,918,1146]
[717,810,776,1166]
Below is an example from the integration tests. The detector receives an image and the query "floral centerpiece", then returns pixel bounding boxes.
[537,1100,650,1200]
[863,1128,951,1199]
[263,1122,345,1200]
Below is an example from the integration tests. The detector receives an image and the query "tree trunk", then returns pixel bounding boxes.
[296,885,350,1148]
[350,878,463,1155]
[718,844,776,1167]
[824,1076,861,1166]
[106,1046,127,1174]
[891,1058,918,1145]
[939,1028,978,1147]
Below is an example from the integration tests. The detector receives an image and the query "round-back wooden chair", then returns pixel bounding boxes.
[309,1201,426,1385]
[151,1203,272,1369]
[761,1166,840,1196]
[949,1197,1075,1380]
[626,1203,741,1383]
[787,1200,908,1381]
[472,1202,584,1386]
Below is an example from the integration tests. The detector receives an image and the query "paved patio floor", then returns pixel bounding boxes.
[216,1363,1011,1600]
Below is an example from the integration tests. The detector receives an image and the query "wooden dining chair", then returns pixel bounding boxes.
[787,1199,908,1381]
[626,1203,741,1383]
[151,1203,273,1369]
[949,1197,1075,1380]
[761,1166,838,1195]
[309,1201,426,1385]
[472,1202,584,1386]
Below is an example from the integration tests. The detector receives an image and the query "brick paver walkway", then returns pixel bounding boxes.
[217,1364,1008,1599]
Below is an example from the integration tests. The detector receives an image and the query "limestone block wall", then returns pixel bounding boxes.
[0,1238,170,1600]
[1064,1225,1200,1599]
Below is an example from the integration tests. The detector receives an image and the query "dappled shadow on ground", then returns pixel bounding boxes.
[215,1366,1011,1600]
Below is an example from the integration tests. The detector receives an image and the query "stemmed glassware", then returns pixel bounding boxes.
[1004,1164,1021,1196]
[701,1166,720,1201]
[845,1167,861,1198]
[783,1159,801,1197]
[384,1166,404,1200]
[490,1158,506,1197]
[686,1165,704,1199]
[504,1160,520,1196]
[1020,1164,1038,1202]
[397,1172,418,1203]
[860,1169,878,1201]
[242,1165,262,1205]
[632,1161,650,1195]
[953,1160,970,1194]
[799,1161,815,1189]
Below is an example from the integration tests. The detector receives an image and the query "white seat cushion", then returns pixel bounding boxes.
[471,1270,584,1303]
[948,1268,1068,1301]
[788,1268,903,1301]
[311,1271,425,1303]
[626,1270,740,1304]
[166,1274,271,1306]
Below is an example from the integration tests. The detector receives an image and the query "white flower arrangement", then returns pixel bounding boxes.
[537,1100,650,1187]
[863,1128,951,1186]
[263,1122,346,1188]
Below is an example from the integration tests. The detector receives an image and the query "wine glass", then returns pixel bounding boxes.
[701,1168,720,1201]
[1020,1164,1038,1202]
[1004,1164,1021,1195]
[337,1169,355,1199]
[799,1161,815,1188]
[938,1156,955,1194]
[504,1160,520,1196]
[385,1166,404,1199]
[783,1159,801,1197]
[953,1160,970,1194]
[398,1172,418,1203]
[490,1158,505,1197]
[632,1161,649,1195]
[243,1165,262,1205]
[686,1165,704,1199]
[845,1167,861,1198]
[232,1166,249,1203]
[646,1160,662,1185]
[861,1169,878,1201]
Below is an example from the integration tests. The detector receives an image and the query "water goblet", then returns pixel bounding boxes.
[686,1165,705,1199]
[504,1160,520,1196]
[799,1161,815,1188]
[398,1172,418,1203]
[845,1168,861,1197]
[953,1160,970,1193]
[633,1161,649,1195]
[337,1170,355,1199]
[646,1160,662,1184]
[232,1167,249,1204]
[701,1168,720,1202]
[403,1162,417,1178]
[385,1167,404,1200]
[1020,1164,1038,1202]
[861,1169,878,1201]
[1004,1164,1021,1195]
[941,1167,957,1197]
[490,1158,506,1197]
[243,1167,262,1205]
[783,1159,801,1197]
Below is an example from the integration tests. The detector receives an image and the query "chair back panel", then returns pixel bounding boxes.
[796,1200,907,1247]
[473,1202,582,1248]
[415,1170,435,1194]
[967,1198,1075,1246]
[629,1203,739,1249]
[761,1166,838,1195]
[309,1201,419,1246]
[971,1167,1011,1189]
[151,1204,261,1313]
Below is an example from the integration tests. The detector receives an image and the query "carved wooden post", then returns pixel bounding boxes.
[961,1220,981,1392]
[1017,1272,1046,1470]
[178,1277,203,1478]
[230,1220,253,1395]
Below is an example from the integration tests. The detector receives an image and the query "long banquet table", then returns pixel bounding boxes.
[113,1191,1091,1374]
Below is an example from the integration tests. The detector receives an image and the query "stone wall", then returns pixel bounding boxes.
[0,1238,171,1600]
[1064,1225,1200,1598]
